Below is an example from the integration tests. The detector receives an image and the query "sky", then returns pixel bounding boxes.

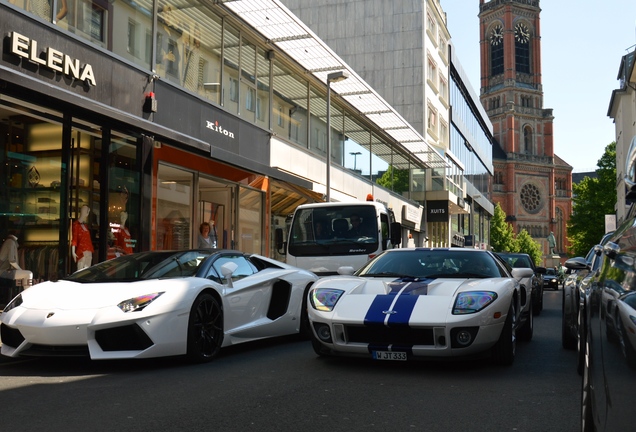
[440,0,636,173]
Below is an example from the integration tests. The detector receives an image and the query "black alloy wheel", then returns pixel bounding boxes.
[492,301,516,366]
[518,301,533,341]
[186,292,224,362]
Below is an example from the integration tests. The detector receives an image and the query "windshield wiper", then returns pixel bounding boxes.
[362,272,408,278]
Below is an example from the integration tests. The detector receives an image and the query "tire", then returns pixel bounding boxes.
[562,293,576,350]
[492,302,516,366]
[518,302,533,341]
[186,292,224,363]
[311,332,331,357]
[581,337,596,432]
[298,284,313,340]
[562,314,576,350]
[577,307,586,375]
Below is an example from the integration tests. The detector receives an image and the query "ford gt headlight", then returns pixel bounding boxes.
[453,291,498,315]
[2,293,23,313]
[310,288,345,312]
[117,292,164,313]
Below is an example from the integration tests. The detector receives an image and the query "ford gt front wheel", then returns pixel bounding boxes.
[491,302,516,366]
[186,292,224,363]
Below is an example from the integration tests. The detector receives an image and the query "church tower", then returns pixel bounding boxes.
[479,0,572,260]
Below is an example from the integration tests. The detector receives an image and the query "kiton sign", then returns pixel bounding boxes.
[9,32,96,86]
[206,120,235,139]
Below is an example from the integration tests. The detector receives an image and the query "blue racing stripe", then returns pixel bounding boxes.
[363,278,432,326]
[387,294,418,326]
[364,295,394,326]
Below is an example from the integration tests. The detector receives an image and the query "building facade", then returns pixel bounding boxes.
[283,0,495,249]
[608,48,636,224]
[0,0,448,282]
[478,0,572,261]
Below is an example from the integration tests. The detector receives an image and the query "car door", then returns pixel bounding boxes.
[591,227,636,430]
[209,254,272,334]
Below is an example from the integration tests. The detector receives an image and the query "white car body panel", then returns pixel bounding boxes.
[1,255,318,360]
[309,273,518,359]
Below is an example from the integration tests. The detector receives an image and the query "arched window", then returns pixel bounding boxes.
[514,22,530,74]
[523,125,533,154]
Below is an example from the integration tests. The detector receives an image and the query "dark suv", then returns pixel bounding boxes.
[497,252,546,315]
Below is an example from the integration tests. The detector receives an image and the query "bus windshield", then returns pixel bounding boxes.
[288,205,380,256]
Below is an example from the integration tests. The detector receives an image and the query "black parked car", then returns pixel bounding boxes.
[497,252,546,315]
[543,268,559,290]
[580,138,636,431]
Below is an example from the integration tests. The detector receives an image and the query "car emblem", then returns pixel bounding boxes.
[46,312,55,318]
[382,310,397,315]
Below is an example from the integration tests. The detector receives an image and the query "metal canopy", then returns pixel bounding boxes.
[220,0,447,169]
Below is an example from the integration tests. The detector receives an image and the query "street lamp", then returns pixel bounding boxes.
[326,70,349,202]
[350,151,362,171]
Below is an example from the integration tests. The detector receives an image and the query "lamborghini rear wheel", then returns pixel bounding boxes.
[186,292,224,363]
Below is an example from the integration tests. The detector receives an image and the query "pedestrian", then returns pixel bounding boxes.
[198,221,217,248]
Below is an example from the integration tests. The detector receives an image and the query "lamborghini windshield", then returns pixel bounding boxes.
[64,251,214,283]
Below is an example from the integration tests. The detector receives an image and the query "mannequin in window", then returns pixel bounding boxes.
[114,211,134,255]
[0,230,33,288]
[71,205,94,270]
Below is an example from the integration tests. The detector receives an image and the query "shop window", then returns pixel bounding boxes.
[238,186,263,254]
[108,132,140,259]
[156,164,193,251]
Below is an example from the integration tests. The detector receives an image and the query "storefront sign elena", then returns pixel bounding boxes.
[9,32,96,86]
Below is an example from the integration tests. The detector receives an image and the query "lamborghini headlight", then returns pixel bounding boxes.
[2,293,23,313]
[117,292,164,313]
[310,288,345,312]
[453,291,498,315]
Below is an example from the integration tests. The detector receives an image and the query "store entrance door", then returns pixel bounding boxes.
[198,176,235,250]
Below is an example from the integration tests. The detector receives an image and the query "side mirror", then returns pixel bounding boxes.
[390,222,402,246]
[220,261,238,288]
[535,266,546,274]
[564,256,590,271]
[275,228,286,255]
[337,266,356,275]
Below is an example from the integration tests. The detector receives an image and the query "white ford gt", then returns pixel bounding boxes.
[308,248,534,365]
[1,249,318,362]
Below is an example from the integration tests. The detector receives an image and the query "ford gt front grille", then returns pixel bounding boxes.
[345,325,435,346]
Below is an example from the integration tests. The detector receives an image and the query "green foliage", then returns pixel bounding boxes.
[567,142,616,257]
[490,203,518,253]
[516,229,543,265]
[376,165,409,194]
[490,204,543,263]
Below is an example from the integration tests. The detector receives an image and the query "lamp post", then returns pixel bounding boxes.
[326,70,349,202]
[349,151,362,171]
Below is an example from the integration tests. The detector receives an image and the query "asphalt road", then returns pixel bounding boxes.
[0,289,580,432]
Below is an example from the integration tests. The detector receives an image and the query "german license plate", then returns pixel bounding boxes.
[372,351,407,361]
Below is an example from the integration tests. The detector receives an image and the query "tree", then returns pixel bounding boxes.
[516,229,543,265]
[376,165,409,194]
[490,203,518,253]
[567,142,616,257]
